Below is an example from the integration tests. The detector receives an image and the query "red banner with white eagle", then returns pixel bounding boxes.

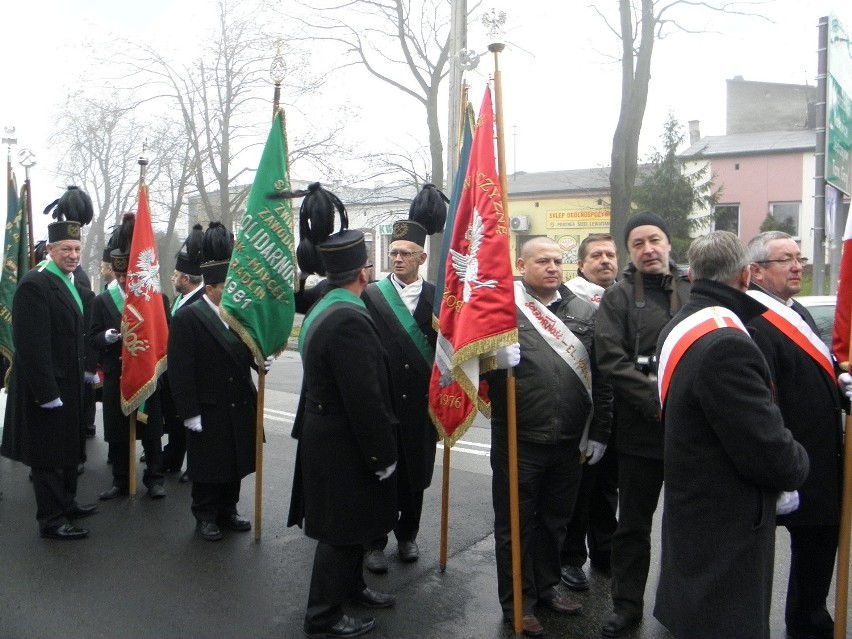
[120,182,169,415]
[428,86,517,445]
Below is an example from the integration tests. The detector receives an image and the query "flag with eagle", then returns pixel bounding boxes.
[428,85,517,445]
[120,182,169,416]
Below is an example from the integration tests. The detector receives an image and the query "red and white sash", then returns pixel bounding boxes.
[747,290,835,381]
[658,306,748,406]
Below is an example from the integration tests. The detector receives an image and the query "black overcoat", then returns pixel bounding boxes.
[748,292,843,527]
[653,280,809,639]
[161,286,204,436]
[86,289,165,442]
[363,276,437,492]
[1,266,89,467]
[288,292,398,546]
[167,299,257,484]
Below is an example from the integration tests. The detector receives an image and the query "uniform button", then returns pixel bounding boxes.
[231,403,235,407]
[317,404,323,411]
[404,364,410,370]
[228,377,233,382]
[402,394,407,399]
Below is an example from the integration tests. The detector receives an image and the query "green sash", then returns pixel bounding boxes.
[374,277,433,365]
[171,293,183,316]
[299,288,365,356]
[107,284,124,314]
[39,260,83,314]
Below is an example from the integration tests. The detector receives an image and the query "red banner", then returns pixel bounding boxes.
[120,183,169,415]
[834,207,852,367]
[428,86,518,445]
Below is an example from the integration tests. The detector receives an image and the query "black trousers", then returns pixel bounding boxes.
[367,458,424,551]
[109,438,164,490]
[191,479,241,522]
[491,435,582,617]
[561,443,618,568]
[609,452,664,618]
[80,384,96,462]
[161,425,187,472]
[784,524,838,634]
[32,466,79,529]
[304,542,368,631]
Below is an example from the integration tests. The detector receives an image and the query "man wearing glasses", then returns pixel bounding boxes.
[361,184,445,575]
[746,230,844,639]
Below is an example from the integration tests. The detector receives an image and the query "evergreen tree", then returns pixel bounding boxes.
[632,112,721,262]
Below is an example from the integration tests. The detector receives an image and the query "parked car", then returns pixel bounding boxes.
[797,295,836,350]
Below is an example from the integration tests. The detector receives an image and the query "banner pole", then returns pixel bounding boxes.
[128,413,137,498]
[835,305,852,638]
[439,444,451,571]
[254,367,266,541]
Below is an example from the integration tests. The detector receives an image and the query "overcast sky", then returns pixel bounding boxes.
[1,0,850,228]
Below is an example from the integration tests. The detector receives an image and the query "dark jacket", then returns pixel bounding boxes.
[595,262,691,458]
[288,292,398,546]
[653,279,809,639]
[1,266,91,467]
[487,282,612,446]
[87,289,165,443]
[747,286,843,527]
[167,299,257,484]
[362,276,438,492]
[161,286,205,436]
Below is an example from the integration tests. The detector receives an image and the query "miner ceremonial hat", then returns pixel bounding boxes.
[109,213,136,275]
[175,223,204,277]
[391,183,448,248]
[319,229,368,274]
[200,221,234,285]
[623,211,671,247]
[45,185,93,243]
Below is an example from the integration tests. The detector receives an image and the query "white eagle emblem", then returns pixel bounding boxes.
[127,248,162,301]
[449,207,498,302]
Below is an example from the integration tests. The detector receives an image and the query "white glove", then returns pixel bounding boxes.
[585,440,607,465]
[41,397,63,409]
[495,343,521,369]
[776,490,800,515]
[263,355,274,373]
[84,371,100,384]
[184,415,203,432]
[375,461,397,481]
[839,372,852,399]
[104,328,121,344]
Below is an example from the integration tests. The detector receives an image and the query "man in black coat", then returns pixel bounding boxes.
[654,231,809,639]
[167,228,257,542]
[288,228,398,639]
[361,218,437,573]
[594,212,691,637]
[1,220,97,539]
[747,231,843,639]
[88,242,166,500]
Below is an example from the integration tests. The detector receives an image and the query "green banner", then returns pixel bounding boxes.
[827,14,852,195]
[0,169,28,365]
[221,110,296,362]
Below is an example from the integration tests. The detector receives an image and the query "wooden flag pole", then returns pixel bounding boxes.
[834,318,852,638]
[490,41,522,635]
[254,366,266,541]
[439,444,451,571]
[128,413,137,498]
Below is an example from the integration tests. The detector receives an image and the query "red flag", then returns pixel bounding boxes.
[120,183,169,415]
[834,193,852,367]
[428,86,518,445]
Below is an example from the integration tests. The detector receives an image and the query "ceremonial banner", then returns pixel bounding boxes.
[0,167,27,368]
[221,110,296,362]
[428,86,518,445]
[834,187,852,366]
[120,182,169,415]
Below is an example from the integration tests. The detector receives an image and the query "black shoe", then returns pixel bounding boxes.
[560,564,590,591]
[352,587,395,608]
[148,484,166,499]
[68,504,98,519]
[304,614,376,639]
[196,520,223,541]
[398,539,419,562]
[99,485,128,500]
[40,524,89,540]
[179,470,189,483]
[364,550,388,574]
[217,513,251,532]
[601,611,641,638]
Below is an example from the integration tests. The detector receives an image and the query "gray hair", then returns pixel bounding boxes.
[687,231,749,284]
[747,231,793,263]
[326,265,364,287]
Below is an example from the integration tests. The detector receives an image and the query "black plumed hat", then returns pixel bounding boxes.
[110,213,136,274]
[392,183,448,247]
[200,221,234,285]
[296,182,349,276]
[175,223,204,276]
[44,185,94,226]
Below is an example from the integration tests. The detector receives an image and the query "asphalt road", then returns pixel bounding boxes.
[0,349,848,638]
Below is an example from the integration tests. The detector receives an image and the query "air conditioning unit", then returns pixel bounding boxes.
[510,215,530,232]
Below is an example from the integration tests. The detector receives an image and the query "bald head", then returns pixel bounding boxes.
[520,236,560,260]
[518,236,563,303]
